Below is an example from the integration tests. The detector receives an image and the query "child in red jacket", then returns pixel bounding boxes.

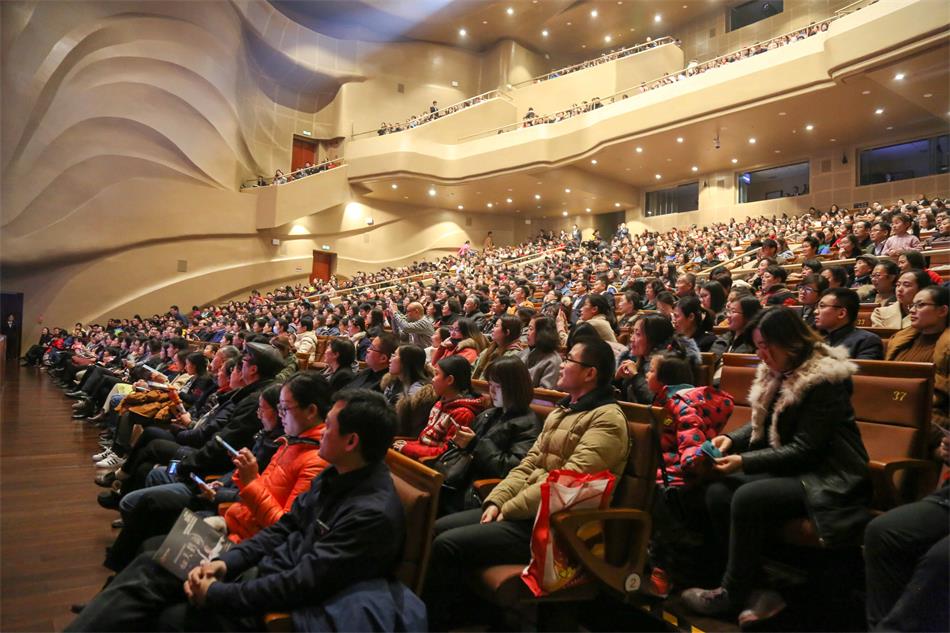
[395,356,484,459]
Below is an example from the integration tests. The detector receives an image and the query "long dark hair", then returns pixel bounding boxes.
[484,356,532,414]
[394,344,432,388]
[748,307,823,371]
[585,294,617,333]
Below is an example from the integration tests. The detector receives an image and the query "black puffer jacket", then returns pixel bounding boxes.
[726,344,871,547]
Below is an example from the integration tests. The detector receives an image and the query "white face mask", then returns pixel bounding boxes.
[489,383,505,409]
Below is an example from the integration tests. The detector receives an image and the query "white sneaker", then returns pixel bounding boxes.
[95,453,125,469]
[92,448,113,462]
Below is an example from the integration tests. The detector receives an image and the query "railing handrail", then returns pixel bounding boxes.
[281,244,567,304]
[512,36,676,87]
[351,88,500,140]
[458,14,839,143]
[835,0,878,16]
[242,157,344,188]
[724,247,950,277]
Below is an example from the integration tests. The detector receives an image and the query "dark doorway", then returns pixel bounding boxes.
[1,292,24,360]
[291,136,318,172]
[311,251,336,283]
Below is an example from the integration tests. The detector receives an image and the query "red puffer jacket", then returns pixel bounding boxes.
[656,384,734,487]
[224,424,326,542]
[399,396,484,459]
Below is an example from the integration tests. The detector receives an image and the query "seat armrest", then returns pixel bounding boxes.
[551,508,652,597]
[473,478,502,501]
[869,459,939,510]
[263,612,293,632]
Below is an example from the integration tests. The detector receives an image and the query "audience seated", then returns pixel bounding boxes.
[673,295,718,352]
[382,345,437,437]
[516,315,562,389]
[815,287,884,360]
[873,268,933,329]
[681,308,871,626]
[472,314,524,380]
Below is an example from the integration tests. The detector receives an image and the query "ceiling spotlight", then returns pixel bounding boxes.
[506,6,514,15]
[635,146,643,153]
[457,204,464,210]
[805,124,814,131]
[748,137,756,144]
[590,9,599,17]
[778,111,787,116]
[893,72,905,80]
[691,166,699,172]
[731,158,738,164]
[458,28,467,36]
[585,207,591,212]
[428,187,436,196]
[534,193,541,200]
[886,126,894,130]
[676,137,684,143]
[923,93,933,98]
[541,29,549,37]
[655,174,662,180]
[604,35,612,43]
[390,183,398,189]
[564,188,571,193]
[590,159,598,165]
[614,202,622,207]
[562,211,569,217]
[830,138,837,142]
[874,107,885,115]
[506,197,513,203]
[654,13,662,22]
[486,202,493,208]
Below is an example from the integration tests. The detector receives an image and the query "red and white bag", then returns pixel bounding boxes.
[521,469,617,597]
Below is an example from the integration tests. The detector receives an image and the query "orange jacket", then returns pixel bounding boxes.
[224,424,326,542]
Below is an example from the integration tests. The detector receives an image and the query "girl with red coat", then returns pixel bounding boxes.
[394,355,484,460]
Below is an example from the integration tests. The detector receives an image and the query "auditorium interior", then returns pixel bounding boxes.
[1,0,949,631]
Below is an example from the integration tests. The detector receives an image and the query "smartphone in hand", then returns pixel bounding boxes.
[214,435,240,457]
[700,439,723,459]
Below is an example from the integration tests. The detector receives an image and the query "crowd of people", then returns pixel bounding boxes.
[242,157,343,189]
[376,94,491,136]
[17,191,950,631]
[525,36,677,85]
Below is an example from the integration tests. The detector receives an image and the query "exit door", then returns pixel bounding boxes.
[291,136,318,172]
[311,251,336,282]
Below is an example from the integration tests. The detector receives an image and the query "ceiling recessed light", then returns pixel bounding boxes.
[604,35,612,43]
[774,149,781,154]
[486,202,493,208]
[564,188,571,193]
[923,93,933,98]
[590,9,598,17]
[390,183,398,189]
[635,146,643,153]
[805,124,814,131]
[778,111,787,116]
[614,202,622,207]
[458,28,467,36]
[654,13,662,22]
[861,89,871,95]
[427,187,436,196]
[830,138,837,142]
[482,20,487,25]
[585,207,591,212]
[748,137,756,144]
[655,174,662,180]
[534,193,541,200]
[506,197,513,203]
[566,21,572,26]
[457,204,464,210]
[886,126,894,130]
[874,108,884,115]
[894,72,905,80]
[676,137,684,143]
[581,44,586,48]
[731,158,738,164]
[691,165,699,172]
[506,7,514,15]
[562,211,569,217]
[541,29,549,37]
[590,159,598,165]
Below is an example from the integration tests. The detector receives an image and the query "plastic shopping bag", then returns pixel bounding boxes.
[521,469,616,597]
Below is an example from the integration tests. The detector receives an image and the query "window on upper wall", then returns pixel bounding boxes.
[737,161,809,203]
[728,0,783,32]
[645,182,699,216]
[858,134,949,186]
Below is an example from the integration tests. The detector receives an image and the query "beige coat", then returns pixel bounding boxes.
[582,314,617,343]
[870,302,909,329]
[485,391,629,520]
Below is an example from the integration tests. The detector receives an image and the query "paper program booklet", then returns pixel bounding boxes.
[152,508,232,580]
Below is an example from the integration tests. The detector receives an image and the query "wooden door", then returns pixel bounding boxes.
[311,251,335,282]
[291,137,317,172]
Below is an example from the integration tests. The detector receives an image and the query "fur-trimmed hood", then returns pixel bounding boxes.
[749,343,858,448]
[454,337,479,352]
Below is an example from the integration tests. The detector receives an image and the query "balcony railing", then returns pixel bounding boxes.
[242,157,344,190]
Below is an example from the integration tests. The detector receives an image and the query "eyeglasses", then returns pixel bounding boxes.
[564,355,595,368]
[817,302,842,310]
[277,403,302,415]
[367,346,383,355]
[798,286,817,294]
[910,302,937,311]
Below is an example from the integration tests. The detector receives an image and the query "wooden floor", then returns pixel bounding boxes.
[1,363,115,631]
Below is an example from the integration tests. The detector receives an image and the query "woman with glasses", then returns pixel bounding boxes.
[437,356,541,515]
[796,273,828,328]
[885,286,949,455]
[682,307,871,625]
[711,296,763,362]
[431,317,488,366]
[871,269,933,329]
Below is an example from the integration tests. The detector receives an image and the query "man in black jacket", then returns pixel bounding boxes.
[816,288,883,360]
[345,334,396,392]
[66,389,404,632]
